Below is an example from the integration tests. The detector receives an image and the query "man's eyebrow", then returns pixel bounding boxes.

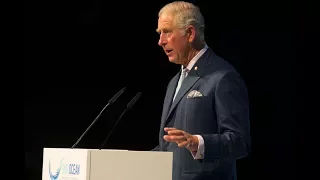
[156,28,161,33]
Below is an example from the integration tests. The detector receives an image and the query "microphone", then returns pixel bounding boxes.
[99,92,142,150]
[71,87,126,149]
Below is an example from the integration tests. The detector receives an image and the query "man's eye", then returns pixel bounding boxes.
[166,32,173,37]
[159,31,172,38]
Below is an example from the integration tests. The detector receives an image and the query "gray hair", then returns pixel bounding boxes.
[158,1,205,41]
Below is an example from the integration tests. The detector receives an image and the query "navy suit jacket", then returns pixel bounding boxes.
[153,48,251,180]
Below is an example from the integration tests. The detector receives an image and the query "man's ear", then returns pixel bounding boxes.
[186,25,196,43]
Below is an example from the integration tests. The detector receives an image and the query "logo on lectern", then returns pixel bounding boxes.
[48,158,63,180]
[48,158,81,180]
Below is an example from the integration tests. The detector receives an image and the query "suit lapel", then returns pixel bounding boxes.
[166,74,200,120]
[163,48,215,126]
[160,72,180,128]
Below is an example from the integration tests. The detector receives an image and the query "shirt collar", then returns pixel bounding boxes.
[182,44,208,73]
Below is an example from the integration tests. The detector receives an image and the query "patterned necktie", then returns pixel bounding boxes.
[173,68,187,101]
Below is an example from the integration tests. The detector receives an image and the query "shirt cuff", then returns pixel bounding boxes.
[191,135,204,159]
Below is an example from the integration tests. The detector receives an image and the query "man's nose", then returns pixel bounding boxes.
[158,34,166,46]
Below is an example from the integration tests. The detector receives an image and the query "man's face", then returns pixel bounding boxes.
[157,13,190,65]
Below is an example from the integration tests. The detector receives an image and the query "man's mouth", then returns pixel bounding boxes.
[165,49,173,54]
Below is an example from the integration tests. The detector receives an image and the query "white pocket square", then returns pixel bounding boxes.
[187,90,203,98]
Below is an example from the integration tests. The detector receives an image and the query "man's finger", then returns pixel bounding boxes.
[170,135,185,141]
[163,135,185,142]
[167,130,184,136]
[164,127,177,132]
[178,141,189,147]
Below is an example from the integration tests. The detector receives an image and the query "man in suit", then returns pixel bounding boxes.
[152,1,251,180]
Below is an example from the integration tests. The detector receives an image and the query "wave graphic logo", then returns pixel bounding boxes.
[48,158,64,180]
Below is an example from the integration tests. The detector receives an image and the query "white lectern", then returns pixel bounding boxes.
[42,148,173,180]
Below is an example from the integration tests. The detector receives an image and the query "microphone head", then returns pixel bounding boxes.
[108,87,126,104]
[127,92,142,109]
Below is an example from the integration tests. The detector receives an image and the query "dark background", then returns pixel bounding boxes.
[24,0,296,179]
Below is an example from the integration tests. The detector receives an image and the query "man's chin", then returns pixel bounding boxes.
[168,57,179,64]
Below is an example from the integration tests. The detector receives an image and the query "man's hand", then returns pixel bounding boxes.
[163,127,199,152]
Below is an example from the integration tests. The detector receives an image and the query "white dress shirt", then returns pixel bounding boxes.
[173,44,208,159]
